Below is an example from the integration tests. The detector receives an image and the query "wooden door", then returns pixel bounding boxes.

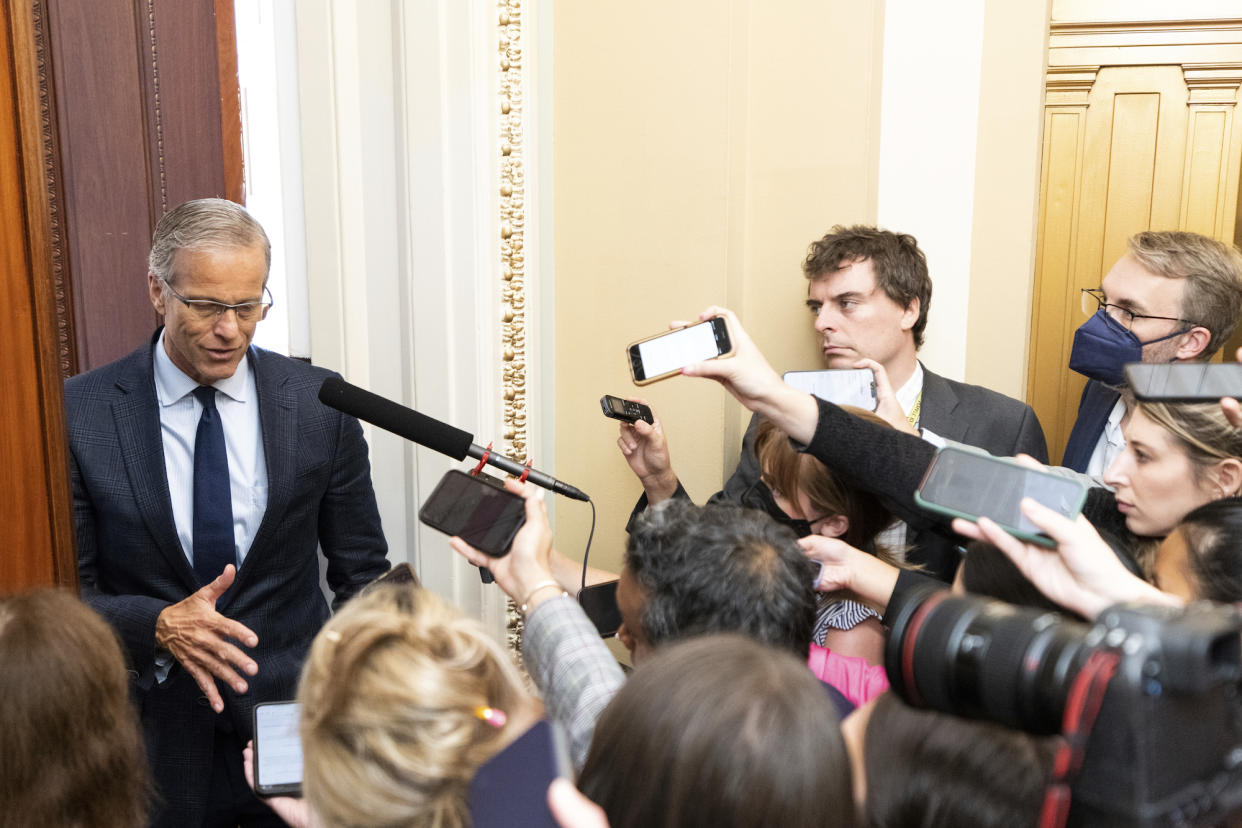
[1028,15,1242,462]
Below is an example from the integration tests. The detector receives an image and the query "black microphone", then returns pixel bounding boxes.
[318,376,590,502]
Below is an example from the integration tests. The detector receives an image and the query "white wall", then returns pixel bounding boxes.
[239,0,530,639]
[876,0,987,382]
[234,0,308,358]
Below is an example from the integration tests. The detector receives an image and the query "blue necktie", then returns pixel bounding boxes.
[192,386,235,585]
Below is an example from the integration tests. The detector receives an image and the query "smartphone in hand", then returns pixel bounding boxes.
[914,446,1087,548]
[782,368,877,410]
[252,701,302,798]
[1125,362,1242,402]
[468,720,571,828]
[578,579,622,638]
[627,317,734,385]
[418,470,527,557]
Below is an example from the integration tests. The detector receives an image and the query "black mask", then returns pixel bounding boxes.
[741,479,813,538]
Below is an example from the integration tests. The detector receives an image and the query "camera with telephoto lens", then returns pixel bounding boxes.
[885,584,1242,827]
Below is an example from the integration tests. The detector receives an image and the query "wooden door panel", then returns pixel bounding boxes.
[1030,45,1242,461]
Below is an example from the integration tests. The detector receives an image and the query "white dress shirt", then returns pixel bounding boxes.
[152,331,269,571]
[1084,398,1126,487]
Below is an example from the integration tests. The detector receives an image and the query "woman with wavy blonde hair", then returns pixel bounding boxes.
[297,584,541,828]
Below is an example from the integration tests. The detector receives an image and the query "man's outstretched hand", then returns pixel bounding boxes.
[155,564,259,712]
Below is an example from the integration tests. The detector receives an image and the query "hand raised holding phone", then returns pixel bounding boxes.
[678,308,820,445]
[951,501,1179,620]
[449,480,562,613]
[627,317,734,385]
[611,397,679,505]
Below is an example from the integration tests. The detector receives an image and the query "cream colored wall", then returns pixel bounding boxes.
[552,1,886,574]
[965,0,1052,397]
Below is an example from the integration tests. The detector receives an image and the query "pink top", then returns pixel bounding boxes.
[807,642,890,706]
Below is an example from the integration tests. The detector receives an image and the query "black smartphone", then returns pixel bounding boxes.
[418,470,526,557]
[579,580,622,638]
[782,368,877,409]
[913,445,1088,548]
[1125,362,1242,402]
[252,701,302,798]
[600,395,655,425]
[363,562,421,595]
[627,317,734,385]
[468,719,571,828]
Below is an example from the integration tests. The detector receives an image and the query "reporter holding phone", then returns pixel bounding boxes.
[681,307,1242,585]
[249,583,550,828]
[618,226,1049,582]
[450,483,626,772]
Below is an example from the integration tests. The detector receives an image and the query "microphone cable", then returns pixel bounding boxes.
[578,498,597,597]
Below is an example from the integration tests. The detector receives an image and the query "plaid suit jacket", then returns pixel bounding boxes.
[65,332,388,826]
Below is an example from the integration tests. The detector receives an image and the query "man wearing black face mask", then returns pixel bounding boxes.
[1061,231,1242,476]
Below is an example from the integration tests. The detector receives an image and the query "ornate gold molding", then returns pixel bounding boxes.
[498,0,527,650]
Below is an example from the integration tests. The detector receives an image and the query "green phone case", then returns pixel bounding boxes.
[913,445,1088,549]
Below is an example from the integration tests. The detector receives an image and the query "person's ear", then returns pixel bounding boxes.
[1174,326,1211,361]
[616,622,635,656]
[900,297,920,333]
[819,514,850,539]
[1207,458,1242,499]
[149,273,166,316]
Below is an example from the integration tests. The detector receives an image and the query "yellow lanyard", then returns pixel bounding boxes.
[906,390,923,428]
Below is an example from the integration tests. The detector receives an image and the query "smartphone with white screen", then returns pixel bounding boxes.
[627,317,734,385]
[782,368,877,410]
[252,701,302,797]
[914,446,1087,548]
[1125,362,1242,402]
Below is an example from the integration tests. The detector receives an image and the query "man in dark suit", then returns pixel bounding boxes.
[1061,231,1242,475]
[619,225,1047,581]
[65,199,389,827]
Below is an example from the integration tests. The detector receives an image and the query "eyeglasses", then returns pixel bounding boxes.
[161,278,273,323]
[1080,288,1194,332]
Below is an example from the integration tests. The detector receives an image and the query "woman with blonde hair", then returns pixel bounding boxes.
[296,584,542,828]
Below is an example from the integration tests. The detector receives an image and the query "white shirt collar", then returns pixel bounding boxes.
[894,360,924,418]
[153,330,252,407]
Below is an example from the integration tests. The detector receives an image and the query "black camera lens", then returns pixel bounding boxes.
[886,591,1091,734]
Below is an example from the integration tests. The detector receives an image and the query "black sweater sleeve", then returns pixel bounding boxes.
[803,396,941,531]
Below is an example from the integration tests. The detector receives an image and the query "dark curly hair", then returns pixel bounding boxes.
[803,224,933,348]
[625,500,817,657]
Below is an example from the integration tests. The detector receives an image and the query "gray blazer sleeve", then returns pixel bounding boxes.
[521,595,625,772]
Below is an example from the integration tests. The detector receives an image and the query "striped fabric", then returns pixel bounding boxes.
[812,595,881,647]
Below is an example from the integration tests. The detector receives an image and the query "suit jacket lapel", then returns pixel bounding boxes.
[918,366,967,443]
[229,349,297,602]
[113,346,201,592]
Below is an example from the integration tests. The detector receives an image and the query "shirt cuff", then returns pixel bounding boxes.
[154,648,174,684]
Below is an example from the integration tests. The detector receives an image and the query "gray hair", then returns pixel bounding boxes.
[148,198,271,284]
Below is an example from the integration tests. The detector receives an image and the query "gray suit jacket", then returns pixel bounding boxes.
[65,333,388,826]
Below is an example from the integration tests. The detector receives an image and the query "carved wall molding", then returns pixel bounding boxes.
[1045,66,1099,106]
[497,0,528,650]
[143,0,169,214]
[1048,17,1242,73]
[29,0,76,377]
[498,0,527,465]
